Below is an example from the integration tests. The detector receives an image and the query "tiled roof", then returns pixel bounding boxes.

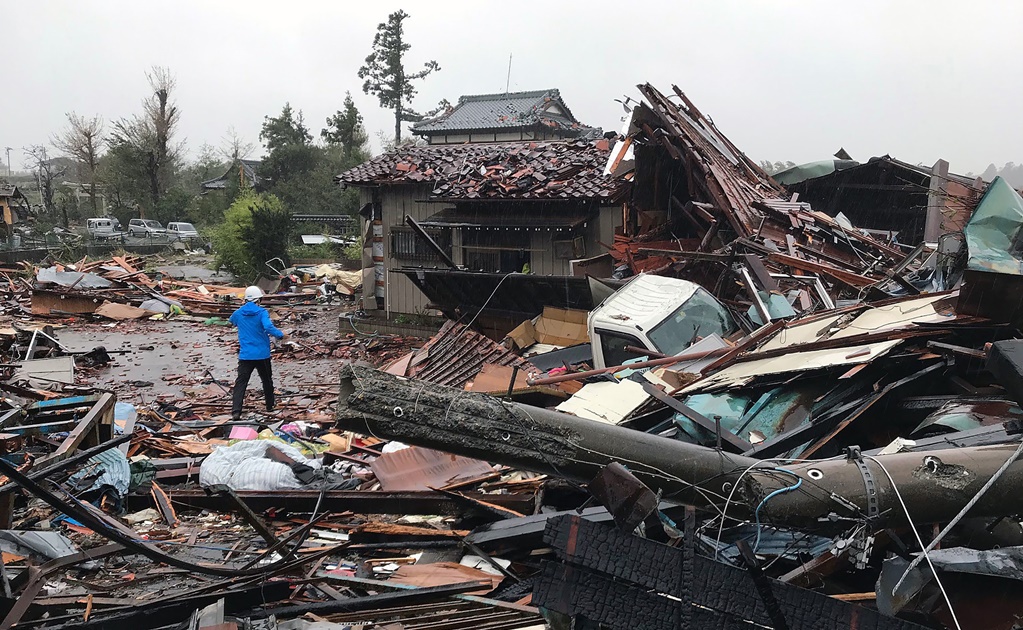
[337,139,631,202]
[412,89,589,136]
[201,159,263,190]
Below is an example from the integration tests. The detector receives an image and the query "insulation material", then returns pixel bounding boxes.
[199,440,320,491]
[682,340,903,393]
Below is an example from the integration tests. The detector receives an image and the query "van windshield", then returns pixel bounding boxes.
[144,221,161,228]
[176,223,196,231]
[646,288,736,356]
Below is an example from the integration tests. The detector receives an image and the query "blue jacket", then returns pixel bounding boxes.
[229,301,284,360]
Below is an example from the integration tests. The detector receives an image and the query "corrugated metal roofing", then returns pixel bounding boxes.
[406,320,540,389]
[200,159,263,190]
[413,89,588,135]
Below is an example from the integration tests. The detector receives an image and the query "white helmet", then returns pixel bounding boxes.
[244,286,264,302]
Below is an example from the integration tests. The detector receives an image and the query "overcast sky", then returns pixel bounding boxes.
[5,0,1022,175]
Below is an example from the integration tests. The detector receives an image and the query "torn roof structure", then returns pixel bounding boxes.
[412,88,594,143]
[330,80,1023,629]
[784,155,985,244]
[200,158,262,192]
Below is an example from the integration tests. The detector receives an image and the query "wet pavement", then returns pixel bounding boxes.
[57,305,351,409]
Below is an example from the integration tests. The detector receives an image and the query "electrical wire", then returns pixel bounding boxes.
[713,460,797,560]
[752,468,802,553]
[455,271,516,339]
[863,454,962,630]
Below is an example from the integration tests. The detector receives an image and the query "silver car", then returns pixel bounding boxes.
[128,219,166,237]
[167,221,199,240]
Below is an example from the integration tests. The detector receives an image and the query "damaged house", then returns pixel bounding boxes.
[782,155,985,245]
[337,89,632,325]
[0,185,29,235]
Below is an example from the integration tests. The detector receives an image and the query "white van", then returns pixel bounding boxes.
[86,218,119,239]
[587,274,738,369]
[167,222,199,240]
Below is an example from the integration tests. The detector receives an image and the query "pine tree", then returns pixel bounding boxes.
[358,10,440,144]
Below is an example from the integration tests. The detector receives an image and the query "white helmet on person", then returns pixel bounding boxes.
[243,286,264,302]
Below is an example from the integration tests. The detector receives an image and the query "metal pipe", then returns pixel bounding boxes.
[526,346,728,386]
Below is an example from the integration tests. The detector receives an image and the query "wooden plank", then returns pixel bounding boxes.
[768,253,876,288]
[35,393,115,466]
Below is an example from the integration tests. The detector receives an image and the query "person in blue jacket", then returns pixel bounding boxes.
[229,286,286,420]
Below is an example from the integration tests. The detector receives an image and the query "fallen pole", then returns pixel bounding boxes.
[338,365,1023,529]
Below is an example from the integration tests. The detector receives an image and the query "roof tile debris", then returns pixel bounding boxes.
[338,139,630,202]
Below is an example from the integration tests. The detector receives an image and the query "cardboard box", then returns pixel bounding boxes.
[505,307,590,350]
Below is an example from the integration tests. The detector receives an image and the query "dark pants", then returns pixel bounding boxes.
[232,358,275,417]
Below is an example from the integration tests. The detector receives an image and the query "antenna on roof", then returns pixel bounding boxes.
[505,53,512,95]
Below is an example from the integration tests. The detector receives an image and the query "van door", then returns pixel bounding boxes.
[593,329,647,369]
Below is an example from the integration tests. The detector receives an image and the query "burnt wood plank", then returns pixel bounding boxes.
[541,514,927,630]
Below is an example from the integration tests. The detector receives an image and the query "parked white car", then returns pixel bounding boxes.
[127,219,166,237]
[167,222,199,240]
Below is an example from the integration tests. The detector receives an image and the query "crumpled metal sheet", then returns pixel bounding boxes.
[878,544,1023,616]
[36,266,114,289]
[965,175,1023,274]
[369,445,494,492]
[68,447,131,497]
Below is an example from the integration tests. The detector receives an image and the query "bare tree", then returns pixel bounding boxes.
[220,126,254,163]
[23,145,68,226]
[52,112,105,217]
[109,66,183,213]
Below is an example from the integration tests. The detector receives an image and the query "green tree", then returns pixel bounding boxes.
[259,103,318,188]
[358,10,440,144]
[322,92,370,162]
[212,191,291,279]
